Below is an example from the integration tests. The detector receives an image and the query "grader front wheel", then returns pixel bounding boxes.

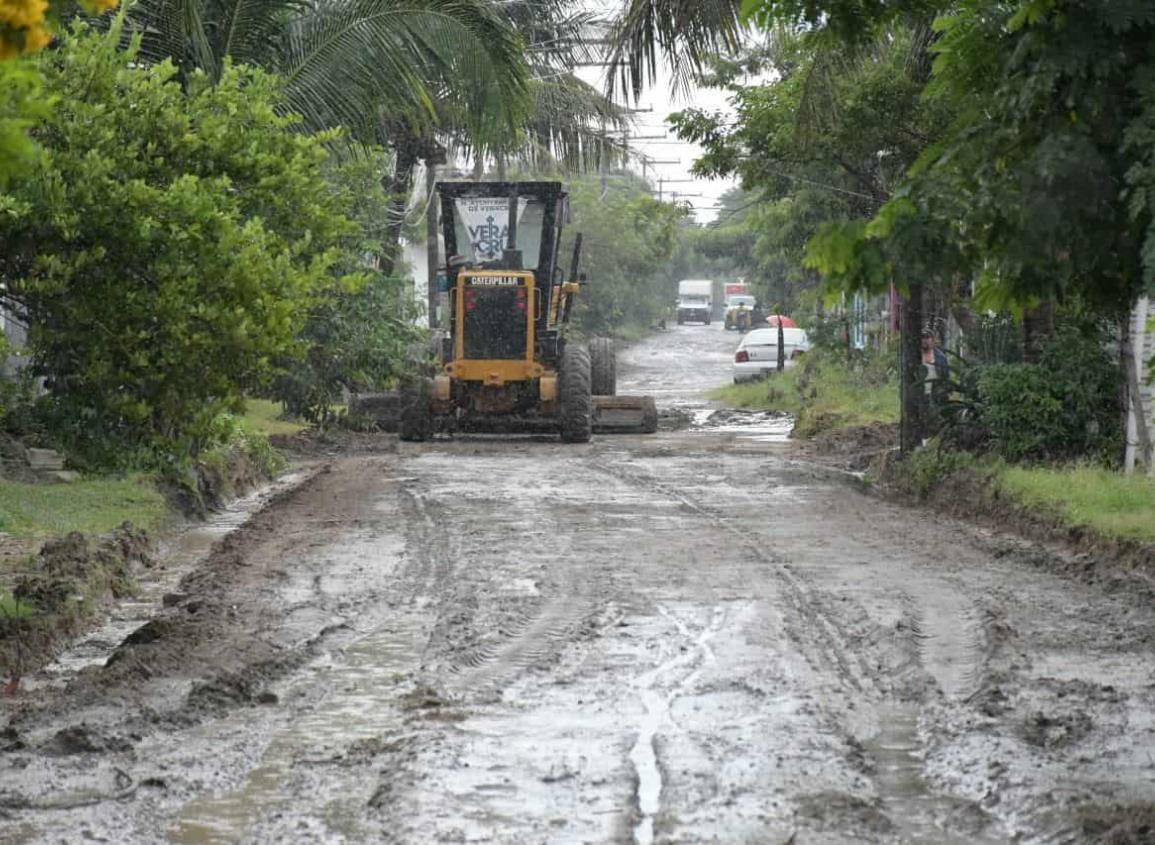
[590,337,617,396]
[559,345,593,443]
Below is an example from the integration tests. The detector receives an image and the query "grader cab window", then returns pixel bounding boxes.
[453,197,545,269]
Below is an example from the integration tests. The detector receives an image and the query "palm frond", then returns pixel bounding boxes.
[519,73,626,170]
[128,0,219,76]
[605,0,742,101]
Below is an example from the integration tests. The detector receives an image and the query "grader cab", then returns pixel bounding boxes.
[398,181,657,442]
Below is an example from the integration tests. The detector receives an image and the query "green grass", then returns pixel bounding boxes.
[0,591,36,619]
[709,351,898,436]
[0,476,168,538]
[709,373,804,414]
[1001,465,1155,542]
[240,399,308,437]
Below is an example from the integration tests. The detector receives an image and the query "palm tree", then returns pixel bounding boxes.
[128,0,527,138]
[458,0,626,177]
[123,0,531,269]
[604,0,741,100]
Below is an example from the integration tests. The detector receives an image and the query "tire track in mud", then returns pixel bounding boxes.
[590,458,879,696]
[590,456,1000,842]
[395,462,601,699]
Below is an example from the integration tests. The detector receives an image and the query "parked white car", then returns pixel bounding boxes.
[732,327,810,382]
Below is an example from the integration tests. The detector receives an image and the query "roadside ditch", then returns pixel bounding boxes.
[0,443,309,685]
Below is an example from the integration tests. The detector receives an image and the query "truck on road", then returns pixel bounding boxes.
[676,279,714,325]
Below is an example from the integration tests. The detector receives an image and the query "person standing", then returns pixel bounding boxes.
[920,327,950,415]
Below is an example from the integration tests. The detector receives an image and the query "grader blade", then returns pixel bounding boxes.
[592,395,658,434]
[348,391,400,431]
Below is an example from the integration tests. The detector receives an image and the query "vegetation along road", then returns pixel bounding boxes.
[2,324,1152,843]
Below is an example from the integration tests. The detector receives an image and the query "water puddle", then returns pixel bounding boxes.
[24,468,317,692]
[629,605,722,845]
[691,408,794,443]
[866,704,999,844]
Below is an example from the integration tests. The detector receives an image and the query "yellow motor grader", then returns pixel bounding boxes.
[399,181,657,442]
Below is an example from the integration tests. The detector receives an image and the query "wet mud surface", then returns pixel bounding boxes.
[4,326,1155,843]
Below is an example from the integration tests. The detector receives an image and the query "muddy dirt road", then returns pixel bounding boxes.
[5,325,1155,844]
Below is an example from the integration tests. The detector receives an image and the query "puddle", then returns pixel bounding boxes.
[866,704,1000,844]
[691,408,794,443]
[23,468,316,693]
[629,605,722,845]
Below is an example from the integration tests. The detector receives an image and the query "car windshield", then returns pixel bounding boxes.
[681,295,708,303]
[729,296,755,308]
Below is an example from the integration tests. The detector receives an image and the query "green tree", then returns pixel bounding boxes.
[561,173,688,335]
[0,23,366,467]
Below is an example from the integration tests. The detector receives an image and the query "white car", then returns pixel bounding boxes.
[732,327,810,382]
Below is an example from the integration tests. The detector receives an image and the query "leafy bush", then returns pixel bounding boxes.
[890,445,984,500]
[272,278,420,424]
[969,326,1121,463]
[0,22,368,469]
[973,365,1066,462]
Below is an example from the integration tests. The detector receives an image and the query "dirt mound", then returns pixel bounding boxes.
[1071,802,1155,844]
[1,524,154,679]
[807,422,898,469]
[880,460,1155,594]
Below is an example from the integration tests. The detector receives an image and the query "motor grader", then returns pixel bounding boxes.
[398,181,657,442]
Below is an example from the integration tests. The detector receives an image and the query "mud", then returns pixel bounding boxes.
[1,525,154,679]
[3,325,1155,843]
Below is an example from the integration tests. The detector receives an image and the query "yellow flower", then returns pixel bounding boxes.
[0,0,47,30]
[22,23,50,52]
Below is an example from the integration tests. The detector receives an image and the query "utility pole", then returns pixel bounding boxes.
[657,176,695,202]
[600,120,609,199]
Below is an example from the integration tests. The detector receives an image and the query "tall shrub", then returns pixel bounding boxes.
[0,23,367,467]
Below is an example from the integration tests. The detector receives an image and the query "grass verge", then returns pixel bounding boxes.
[709,350,898,437]
[1001,465,1155,542]
[0,476,168,538]
[709,374,804,414]
[241,399,308,437]
[886,446,1155,545]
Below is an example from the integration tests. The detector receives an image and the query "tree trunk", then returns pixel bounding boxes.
[900,282,924,454]
[379,130,420,277]
[425,162,439,329]
[776,315,785,372]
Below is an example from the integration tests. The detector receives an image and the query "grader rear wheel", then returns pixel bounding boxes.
[559,345,592,443]
[399,378,433,442]
[589,337,616,396]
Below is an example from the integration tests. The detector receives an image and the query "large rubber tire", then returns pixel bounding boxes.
[399,378,433,442]
[589,337,617,396]
[639,397,659,434]
[559,345,593,443]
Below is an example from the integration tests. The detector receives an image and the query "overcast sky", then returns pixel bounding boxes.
[576,0,741,223]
